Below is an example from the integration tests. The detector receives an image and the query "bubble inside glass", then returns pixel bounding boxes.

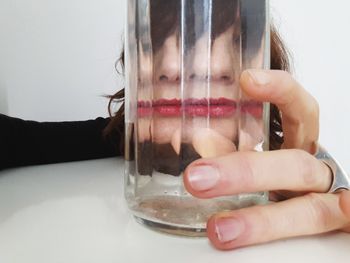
[125,0,270,236]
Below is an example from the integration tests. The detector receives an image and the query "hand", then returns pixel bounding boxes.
[183,70,350,250]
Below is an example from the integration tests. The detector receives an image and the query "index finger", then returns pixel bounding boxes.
[240,70,319,153]
[183,149,332,198]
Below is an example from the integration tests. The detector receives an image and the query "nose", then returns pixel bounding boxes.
[155,34,180,83]
[191,33,236,83]
[210,42,235,82]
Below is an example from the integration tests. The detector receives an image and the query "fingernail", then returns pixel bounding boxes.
[247,70,270,85]
[215,217,244,243]
[187,165,220,191]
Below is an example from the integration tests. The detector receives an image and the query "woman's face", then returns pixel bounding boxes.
[137,25,264,149]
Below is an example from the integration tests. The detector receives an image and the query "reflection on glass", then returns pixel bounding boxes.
[125,0,270,236]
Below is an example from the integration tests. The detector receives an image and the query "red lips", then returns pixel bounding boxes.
[137,98,262,118]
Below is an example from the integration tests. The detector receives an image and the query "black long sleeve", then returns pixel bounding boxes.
[0,114,124,170]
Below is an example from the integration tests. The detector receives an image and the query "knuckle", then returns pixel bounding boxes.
[291,149,321,189]
[277,70,292,80]
[233,153,256,191]
[280,75,296,103]
[304,95,320,121]
[304,193,333,231]
[255,209,272,240]
[244,207,273,242]
[312,97,320,117]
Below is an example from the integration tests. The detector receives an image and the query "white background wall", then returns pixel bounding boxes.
[0,0,349,171]
[0,0,125,121]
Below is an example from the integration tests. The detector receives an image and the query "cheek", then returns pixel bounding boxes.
[152,117,181,144]
[209,118,238,142]
[138,117,182,144]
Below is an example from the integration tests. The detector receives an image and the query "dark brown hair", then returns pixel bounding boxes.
[104,2,290,153]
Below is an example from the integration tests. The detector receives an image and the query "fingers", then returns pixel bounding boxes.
[340,190,350,219]
[183,149,332,197]
[171,128,181,155]
[240,70,319,154]
[207,193,350,250]
[171,127,237,157]
[192,128,236,158]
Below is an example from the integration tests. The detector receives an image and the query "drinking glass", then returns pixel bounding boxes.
[125,0,270,236]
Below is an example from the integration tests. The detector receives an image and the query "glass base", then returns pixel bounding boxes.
[129,193,268,237]
[134,216,207,237]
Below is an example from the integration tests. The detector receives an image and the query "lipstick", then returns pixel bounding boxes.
[137,98,263,118]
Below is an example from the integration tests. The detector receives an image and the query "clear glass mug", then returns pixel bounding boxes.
[124,0,270,236]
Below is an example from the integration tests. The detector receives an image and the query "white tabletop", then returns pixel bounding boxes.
[0,158,349,263]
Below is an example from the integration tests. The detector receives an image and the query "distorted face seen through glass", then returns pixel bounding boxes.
[134,0,267,175]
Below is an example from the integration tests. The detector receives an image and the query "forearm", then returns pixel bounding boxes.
[0,114,123,170]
